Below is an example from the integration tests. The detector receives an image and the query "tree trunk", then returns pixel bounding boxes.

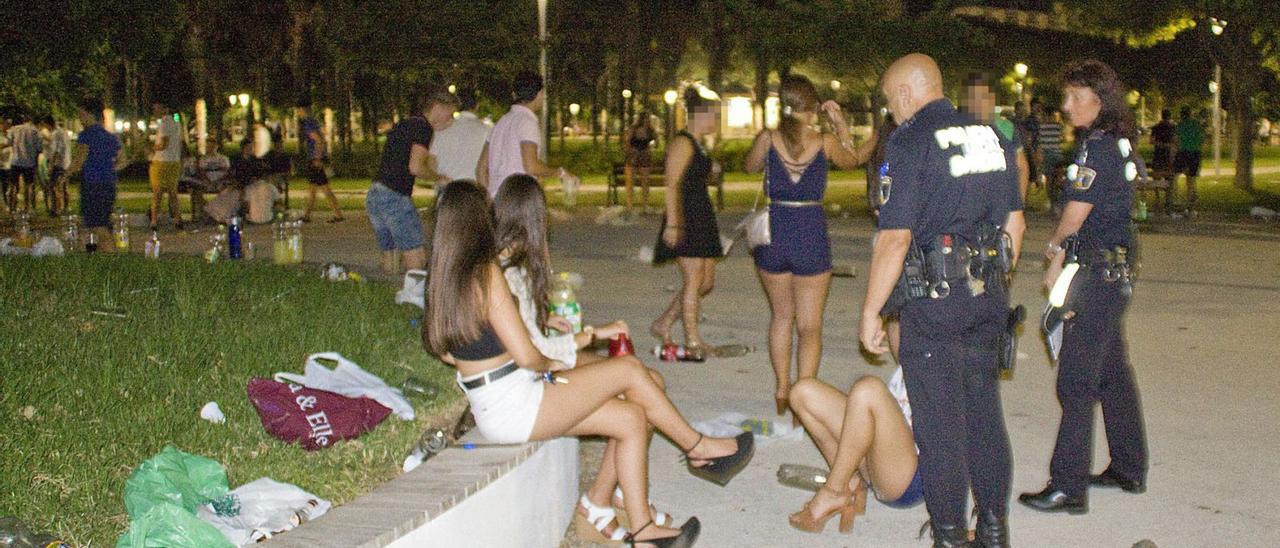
[753,49,770,129]
[1229,87,1254,191]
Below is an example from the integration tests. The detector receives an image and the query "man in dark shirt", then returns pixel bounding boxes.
[297,102,343,223]
[861,53,1025,548]
[1149,109,1176,176]
[365,90,458,274]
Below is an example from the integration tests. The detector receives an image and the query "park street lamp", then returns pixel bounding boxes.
[663,89,679,141]
[1209,17,1225,175]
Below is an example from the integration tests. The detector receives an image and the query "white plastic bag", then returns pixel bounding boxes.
[690,412,804,448]
[394,269,427,309]
[273,352,415,420]
[197,477,330,546]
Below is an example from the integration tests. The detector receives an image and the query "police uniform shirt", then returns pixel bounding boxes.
[877,99,1022,336]
[1062,131,1136,252]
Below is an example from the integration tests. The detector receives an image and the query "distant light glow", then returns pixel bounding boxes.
[228,95,238,106]
[448,84,457,94]
[621,89,632,99]
[136,121,146,131]
[830,80,841,91]
[1208,81,1219,94]
[568,103,580,116]
[726,97,753,128]
[238,93,250,107]
[764,96,780,129]
[1014,63,1029,78]
[663,89,678,106]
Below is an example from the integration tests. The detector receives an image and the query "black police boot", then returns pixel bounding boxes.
[972,509,1009,548]
[1090,468,1146,494]
[929,522,971,548]
[1018,484,1087,514]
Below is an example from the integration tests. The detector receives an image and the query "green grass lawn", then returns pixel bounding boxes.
[0,255,455,545]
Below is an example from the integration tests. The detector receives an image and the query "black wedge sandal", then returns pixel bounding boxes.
[624,517,701,548]
[682,431,755,487]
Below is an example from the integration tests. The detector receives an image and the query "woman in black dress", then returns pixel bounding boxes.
[650,86,722,359]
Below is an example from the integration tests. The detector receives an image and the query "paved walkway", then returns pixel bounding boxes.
[154,207,1278,547]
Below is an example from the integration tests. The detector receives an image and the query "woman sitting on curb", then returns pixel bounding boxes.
[422,180,754,547]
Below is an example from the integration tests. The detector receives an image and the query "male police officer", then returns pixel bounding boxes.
[860,54,1025,548]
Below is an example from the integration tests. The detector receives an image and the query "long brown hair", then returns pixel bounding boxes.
[778,75,819,158]
[1060,59,1137,140]
[422,181,496,356]
[493,174,552,330]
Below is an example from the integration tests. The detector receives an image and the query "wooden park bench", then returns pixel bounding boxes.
[1135,168,1173,214]
[607,162,725,210]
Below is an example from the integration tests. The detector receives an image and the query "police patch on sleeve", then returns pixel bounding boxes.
[878,162,892,205]
[1071,164,1097,190]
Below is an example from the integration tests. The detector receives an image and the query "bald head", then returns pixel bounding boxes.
[881,53,945,123]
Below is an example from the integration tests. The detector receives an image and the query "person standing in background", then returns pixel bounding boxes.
[431,87,491,183]
[1173,106,1205,215]
[1038,106,1068,209]
[68,97,122,245]
[296,102,344,223]
[476,71,578,199]
[365,89,458,275]
[5,113,42,213]
[623,114,657,214]
[38,115,71,216]
[148,101,184,230]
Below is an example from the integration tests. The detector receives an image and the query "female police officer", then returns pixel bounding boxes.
[1019,59,1148,514]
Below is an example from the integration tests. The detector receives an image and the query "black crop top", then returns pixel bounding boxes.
[451,324,506,361]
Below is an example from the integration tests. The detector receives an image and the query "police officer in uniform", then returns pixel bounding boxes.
[861,54,1025,548]
[1020,59,1148,514]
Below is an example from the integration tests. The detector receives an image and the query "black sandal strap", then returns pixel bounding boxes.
[624,520,655,545]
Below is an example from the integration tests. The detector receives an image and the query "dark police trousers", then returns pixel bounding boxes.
[899,294,1012,527]
[1051,267,1147,495]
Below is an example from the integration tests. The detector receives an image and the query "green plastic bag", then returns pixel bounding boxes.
[122,445,230,518]
[116,503,234,548]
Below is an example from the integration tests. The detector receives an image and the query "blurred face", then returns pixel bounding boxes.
[151,103,167,117]
[427,103,458,131]
[689,106,720,136]
[964,84,995,121]
[1062,85,1101,129]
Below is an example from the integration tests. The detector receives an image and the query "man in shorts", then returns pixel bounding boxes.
[1173,107,1205,215]
[38,115,71,216]
[148,101,184,230]
[297,102,343,223]
[366,89,458,274]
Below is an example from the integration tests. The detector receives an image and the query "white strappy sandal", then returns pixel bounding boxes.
[612,487,674,528]
[574,494,629,543]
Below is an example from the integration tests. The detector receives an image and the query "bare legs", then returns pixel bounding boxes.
[533,356,736,541]
[380,246,425,276]
[624,163,652,212]
[304,183,343,221]
[651,257,715,348]
[789,376,918,521]
[758,269,832,409]
[582,370,666,517]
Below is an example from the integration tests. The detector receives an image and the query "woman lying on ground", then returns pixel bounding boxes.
[493,174,680,540]
[787,367,923,534]
[423,180,754,547]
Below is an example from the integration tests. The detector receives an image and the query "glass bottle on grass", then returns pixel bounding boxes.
[548,272,582,334]
[288,221,304,264]
[144,230,161,259]
[228,215,243,259]
[273,214,288,264]
[113,210,130,251]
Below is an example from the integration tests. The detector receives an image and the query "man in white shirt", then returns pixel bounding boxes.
[5,114,42,213]
[38,115,72,216]
[476,71,577,198]
[430,88,490,183]
[149,101,185,229]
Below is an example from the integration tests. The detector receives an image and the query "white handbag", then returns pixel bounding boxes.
[736,175,770,249]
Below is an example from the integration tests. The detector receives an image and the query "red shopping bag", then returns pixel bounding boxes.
[246,378,392,451]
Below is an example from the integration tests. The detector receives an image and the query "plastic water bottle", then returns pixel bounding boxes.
[205,228,225,263]
[548,272,582,334]
[144,230,161,259]
[61,214,80,249]
[228,216,243,259]
[113,210,130,251]
[777,463,829,492]
[272,214,288,264]
[288,221,304,264]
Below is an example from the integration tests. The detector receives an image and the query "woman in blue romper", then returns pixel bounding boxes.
[744,75,876,419]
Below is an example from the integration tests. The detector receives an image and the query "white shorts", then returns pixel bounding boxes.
[458,363,545,444]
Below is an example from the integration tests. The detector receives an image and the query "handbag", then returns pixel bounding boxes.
[736,174,770,249]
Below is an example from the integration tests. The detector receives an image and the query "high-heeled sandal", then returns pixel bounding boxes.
[624,517,701,548]
[788,484,866,534]
[612,487,673,528]
[682,432,755,487]
[574,494,629,543]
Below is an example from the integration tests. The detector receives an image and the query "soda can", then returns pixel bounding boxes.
[608,334,635,357]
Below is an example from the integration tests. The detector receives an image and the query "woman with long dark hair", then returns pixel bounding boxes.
[623,115,657,213]
[743,75,877,419]
[649,86,724,359]
[494,175,683,541]
[424,181,754,546]
[1019,59,1148,514]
